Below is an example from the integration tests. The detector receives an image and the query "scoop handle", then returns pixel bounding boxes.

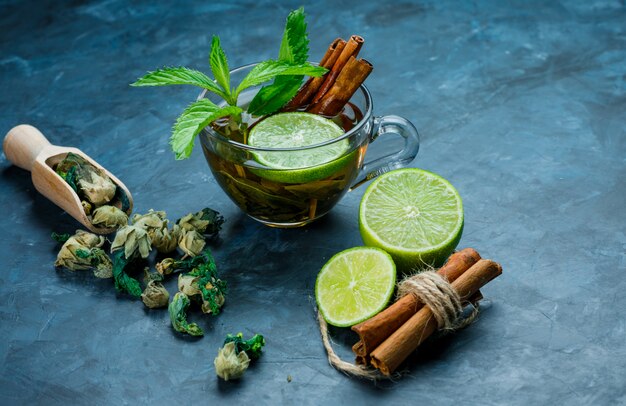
[3,124,52,171]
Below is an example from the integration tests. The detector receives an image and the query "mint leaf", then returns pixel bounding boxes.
[247,77,302,116]
[131,67,228,100]
[170,99,242,160]
[209,36,232,102]
[236,61,326,97]
[278,7,308,64]
[248,7,310,116]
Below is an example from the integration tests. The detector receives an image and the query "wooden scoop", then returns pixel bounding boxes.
[3,124,133,234]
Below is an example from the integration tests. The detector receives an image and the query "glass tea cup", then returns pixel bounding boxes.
[199,63,420,228]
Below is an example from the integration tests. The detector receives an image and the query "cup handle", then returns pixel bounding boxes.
[350,115,420,190]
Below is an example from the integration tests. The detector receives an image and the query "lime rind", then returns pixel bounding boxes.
[315,246,396,327]
[359,168,464,271]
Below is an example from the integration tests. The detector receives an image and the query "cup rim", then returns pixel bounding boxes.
[198,62,373,152]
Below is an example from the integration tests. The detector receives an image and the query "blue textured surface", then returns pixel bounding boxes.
[1,0,625,404]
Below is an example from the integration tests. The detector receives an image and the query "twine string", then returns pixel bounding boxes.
[318,270,480,379]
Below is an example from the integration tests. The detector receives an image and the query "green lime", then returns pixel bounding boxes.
[315,246,396,327]
[359,168,464,271]
[247,112,350,184]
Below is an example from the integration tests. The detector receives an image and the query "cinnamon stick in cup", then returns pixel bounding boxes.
[307,57,373,117]
[370,259,503,375]
[310,35,364,104]
[284,38,347,110]
[351,248,481,357]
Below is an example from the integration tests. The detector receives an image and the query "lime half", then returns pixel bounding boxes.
[248,112,350,183]
[359,168,464,271]
[315,247,396,327]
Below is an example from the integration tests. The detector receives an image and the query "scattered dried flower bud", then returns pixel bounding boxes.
[54,230,112,278]
[214,341,250,381]
[178,274,202,297]
[82,200,92,215]
[77,168,117,206]
[177,207,224,235]
[141,280,170,309]
[111,224,151,259]
[178,229,206,257]
[132,210,167,236]
[156,258,176,276]
[91,205,128,229]
[152,224,181,254]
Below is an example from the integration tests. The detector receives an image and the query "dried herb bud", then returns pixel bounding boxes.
[156,258,176,276]
[54,230,112,278]
[82,200,92,215]
[214,341,250,381]
[152,224,181,254]
[56,152,116,206]
[177,207,224,235]
[132,210,167,235]
[111,224,151,260]
[178,274,201,297]
[141,280,170,309]
[178,229,206,257]
[74,229,106,248]
[143,268,164,284]
[77,168,117,206]
[91,205,128,229]
[168,292,203,336]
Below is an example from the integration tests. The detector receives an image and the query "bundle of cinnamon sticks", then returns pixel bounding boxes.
[285,35,373,116]
[351,248,502,375]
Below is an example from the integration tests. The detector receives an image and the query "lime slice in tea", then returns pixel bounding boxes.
[315,247,396,327]
[247,112,351,184]
[359,168,464,271]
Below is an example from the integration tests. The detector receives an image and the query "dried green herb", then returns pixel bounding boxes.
[214,341,250,381]
[91,205,128,229]
[110,225,152,298]
[141,280,169,309]
[56,153,116,206]
[224,333,266,360]
[114,186,131,213]
[178,229,206,257]
[214,333,265,381]
[178,274,201,297]
[110,224,151,260]
[111,250,142,297]
[132,210,167,233]
[187,249,227,315]
[152,224,181,254]
[176,207,224,236]
[168,292,204,336]
[51,232,71,244]
[54,230,112,278]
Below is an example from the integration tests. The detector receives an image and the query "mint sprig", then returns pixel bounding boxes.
[209,36,232,104]
[131,8,325,159]
[131,67,228,101]
[248,7,310,116]
[171,100,242,160]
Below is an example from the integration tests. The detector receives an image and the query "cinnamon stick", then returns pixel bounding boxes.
[307,57,373,117]
[370,259,503,375]
[310,35,364,104]
[352,248,481,357]
[284,38,347,110]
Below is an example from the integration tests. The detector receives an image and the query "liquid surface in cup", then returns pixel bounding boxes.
[202,102,365,227]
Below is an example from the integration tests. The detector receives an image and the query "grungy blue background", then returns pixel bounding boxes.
[1,0,625,404]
